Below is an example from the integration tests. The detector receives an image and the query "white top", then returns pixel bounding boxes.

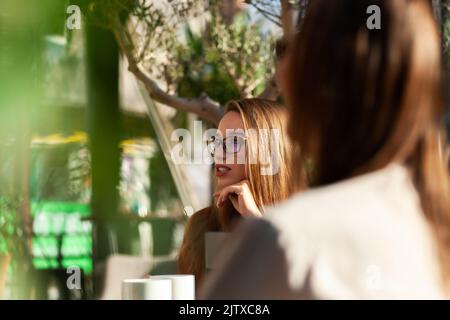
[201,164,445,299]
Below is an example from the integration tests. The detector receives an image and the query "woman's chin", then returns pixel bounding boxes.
[217,176,235,189]
[216,178,228,190]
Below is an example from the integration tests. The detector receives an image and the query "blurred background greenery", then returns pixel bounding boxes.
[0,0,282,299]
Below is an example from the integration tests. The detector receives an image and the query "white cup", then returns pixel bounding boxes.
[151,275,195,300]
[122,278,172,300]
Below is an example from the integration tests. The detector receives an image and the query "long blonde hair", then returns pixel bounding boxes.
[178,98,306,283]
[216,99,304,227]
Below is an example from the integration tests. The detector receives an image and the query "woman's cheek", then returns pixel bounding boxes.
[232,163,246,181]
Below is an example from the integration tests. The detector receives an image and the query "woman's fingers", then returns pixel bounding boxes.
[229,195,239,210]
[213,180,261,217]
[216,185,243,207]
[218,186,240,207]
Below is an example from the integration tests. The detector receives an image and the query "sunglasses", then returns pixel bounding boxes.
[206,135,247,156]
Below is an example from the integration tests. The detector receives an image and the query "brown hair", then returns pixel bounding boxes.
[178,98,305,285]
[285,0,450,291]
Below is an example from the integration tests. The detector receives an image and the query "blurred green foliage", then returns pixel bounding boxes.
[176,12,275,104]
[176,26,241,108]
[0,197,22,255]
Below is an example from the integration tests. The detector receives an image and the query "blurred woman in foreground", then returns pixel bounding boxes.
[202,0,450,299]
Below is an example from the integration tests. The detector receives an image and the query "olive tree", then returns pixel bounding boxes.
[76,0,307,125]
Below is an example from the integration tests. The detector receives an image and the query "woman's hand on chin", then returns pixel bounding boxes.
[214,180,263,218]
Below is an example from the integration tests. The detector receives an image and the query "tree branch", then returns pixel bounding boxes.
[245,1,282,27]
[112,18,224,126]
[281,0,300,37]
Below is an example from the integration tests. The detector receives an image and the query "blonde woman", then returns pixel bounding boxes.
[178,98,305,287]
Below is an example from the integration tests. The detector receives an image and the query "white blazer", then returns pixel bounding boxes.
[201,164,445,299]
